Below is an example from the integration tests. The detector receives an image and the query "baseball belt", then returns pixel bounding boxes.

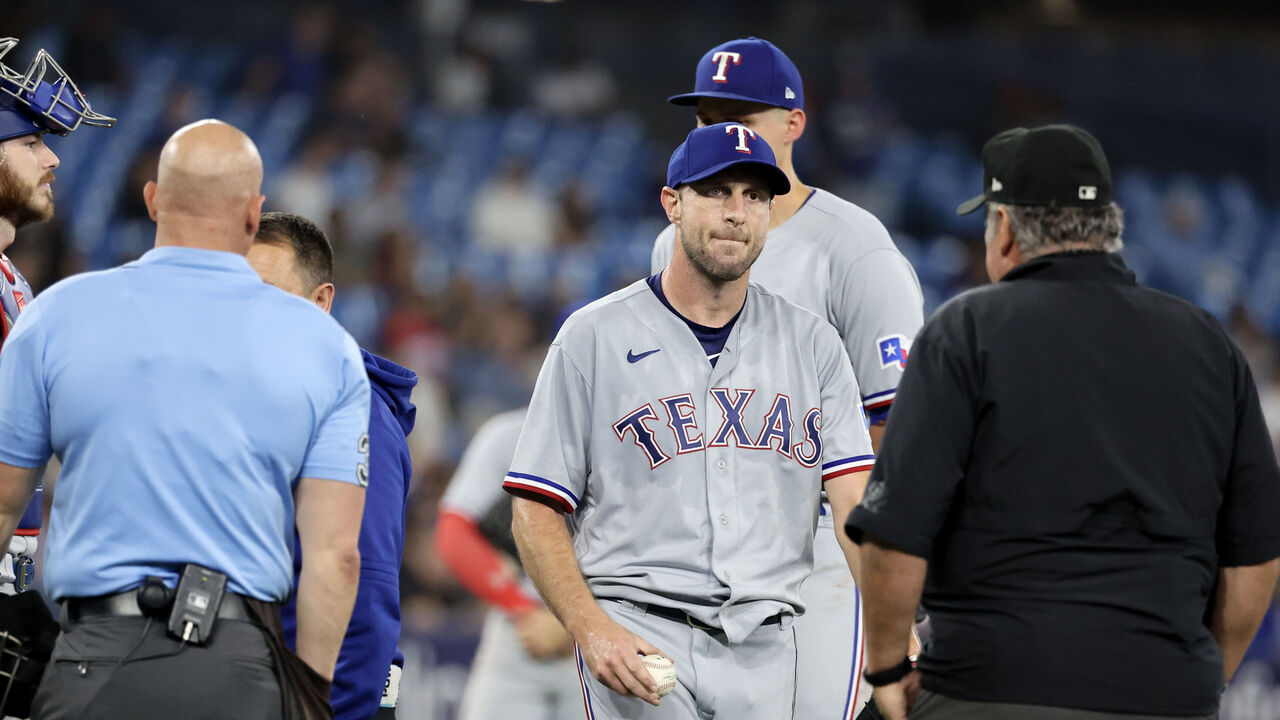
[639,603,785,632]
[63,590,252,623]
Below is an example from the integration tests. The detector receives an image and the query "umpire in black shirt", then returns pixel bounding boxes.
[846,125,1280,720]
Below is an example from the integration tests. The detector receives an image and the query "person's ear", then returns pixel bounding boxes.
[246,194,265,237]
[994,206,1016,259]
[660,186,681,224]
[143,181,159,222]
[310,282,335,314]
[784,108,806,144]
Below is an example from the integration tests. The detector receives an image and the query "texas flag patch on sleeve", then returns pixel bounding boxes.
[877,335,910,370]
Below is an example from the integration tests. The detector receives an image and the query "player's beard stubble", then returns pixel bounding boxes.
[677,222,765,284]
[0,160,55,230]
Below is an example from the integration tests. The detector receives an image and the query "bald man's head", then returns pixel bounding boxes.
[144,119,266,251]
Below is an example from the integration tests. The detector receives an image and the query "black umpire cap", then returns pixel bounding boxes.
[956,124,1113,215]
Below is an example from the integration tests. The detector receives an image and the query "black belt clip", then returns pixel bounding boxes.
[13,557,33,593]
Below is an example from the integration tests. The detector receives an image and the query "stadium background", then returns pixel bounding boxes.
[10,0,1280,716]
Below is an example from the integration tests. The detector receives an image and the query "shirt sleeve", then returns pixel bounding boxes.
[830,247,924,413]
[0,301,53,467]
[845,310,975,558]
[442,411,523,519]
[1216,340,1280,566]
[301,333,372,485]
[813,323,875,483]
[651,225,676,275]
[503,340,591,513]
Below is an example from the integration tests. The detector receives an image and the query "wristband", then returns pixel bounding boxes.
[863,657,914,687]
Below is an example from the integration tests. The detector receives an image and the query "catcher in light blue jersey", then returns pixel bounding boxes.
[656,37,924,720]
[506,122,875,719]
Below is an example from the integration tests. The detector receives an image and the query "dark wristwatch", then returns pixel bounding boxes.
[863,657,914,687]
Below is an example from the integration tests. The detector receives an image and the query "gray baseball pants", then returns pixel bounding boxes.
[577,599,797,720]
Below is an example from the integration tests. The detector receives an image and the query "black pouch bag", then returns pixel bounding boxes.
[243,596,333,720]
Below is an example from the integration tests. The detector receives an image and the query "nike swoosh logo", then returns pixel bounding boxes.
[627,348,661,363]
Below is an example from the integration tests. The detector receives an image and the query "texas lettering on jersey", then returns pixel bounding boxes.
[613,389,823,470]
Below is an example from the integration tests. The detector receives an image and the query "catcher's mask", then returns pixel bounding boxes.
[0,590,58,718]
[0,37,116,144]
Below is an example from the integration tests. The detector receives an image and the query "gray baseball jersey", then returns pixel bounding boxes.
[441,408,529,524]
[652,188,923,413]
[503,279,874,645]
[442,408,582,720]
[654,187,922,719]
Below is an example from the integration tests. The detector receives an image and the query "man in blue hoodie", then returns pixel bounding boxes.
[248,211,417,720]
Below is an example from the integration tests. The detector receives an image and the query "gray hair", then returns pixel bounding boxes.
[988,202,1125,255]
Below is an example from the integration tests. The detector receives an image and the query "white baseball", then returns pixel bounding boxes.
[641,654,677,697]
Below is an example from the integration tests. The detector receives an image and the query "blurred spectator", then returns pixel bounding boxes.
[279,4,336,96]
[143,83,209,150]
[329,49,413,155]
[461,13,536,109]
[468,161,560,256]
[344,161,413,249]
[448,292,539,429]
[417,0,471,44]
[271,130,339,232]
[429,37,494,114]
[554,182,594,249]
[61,7,129,91]
[1147,177,1213,299]
[530,47,618,120]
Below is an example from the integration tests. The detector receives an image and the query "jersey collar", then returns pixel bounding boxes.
[132,246,258,276]
[1002,250,1135,285]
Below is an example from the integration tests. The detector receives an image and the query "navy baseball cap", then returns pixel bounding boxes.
[668,37,804,111]
[666,122,791,196]
[957,125,1113,215]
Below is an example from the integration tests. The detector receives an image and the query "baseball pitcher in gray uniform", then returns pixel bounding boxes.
[654,38,924,720]
[506,122,876,720]
[438,407,583,720]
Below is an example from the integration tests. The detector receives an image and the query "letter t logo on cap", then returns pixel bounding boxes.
[711,51,742,83]
[726,124,756,153]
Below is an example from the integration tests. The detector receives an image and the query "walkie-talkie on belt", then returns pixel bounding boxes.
[166,565,227,645]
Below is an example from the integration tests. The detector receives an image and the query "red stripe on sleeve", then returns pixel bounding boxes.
[822,464,874,484]
[503,480,576,513]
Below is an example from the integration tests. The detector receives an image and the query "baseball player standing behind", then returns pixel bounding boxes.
[0,37,115,596]
[507,122,876,719]
[436,407,583,720]
[653,37,924,720]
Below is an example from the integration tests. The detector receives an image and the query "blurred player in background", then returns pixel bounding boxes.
[248,211,418,720]
[0,36,114,597]
[435,407,583,720]
[653,37,924,720]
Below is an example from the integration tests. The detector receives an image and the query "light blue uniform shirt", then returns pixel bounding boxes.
[0,247,370,601]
